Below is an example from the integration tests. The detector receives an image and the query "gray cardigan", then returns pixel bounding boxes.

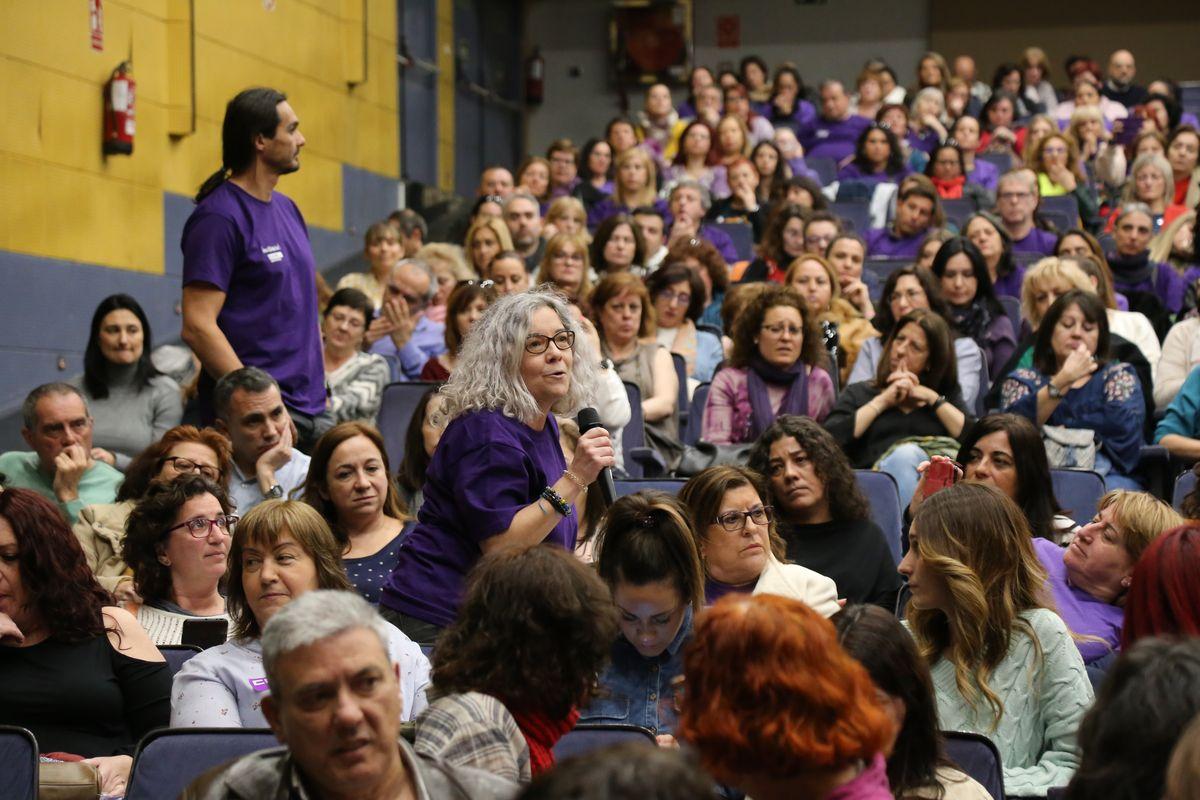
[81,364,182,470]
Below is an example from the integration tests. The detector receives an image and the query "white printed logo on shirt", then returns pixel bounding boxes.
[261,244,284,263]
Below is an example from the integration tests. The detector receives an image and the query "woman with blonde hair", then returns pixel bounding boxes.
[415,243,474,324]
[588,147,668,231]
[902,482,1093,797]
[538,231,593,306]
[1021,46,1058,115]
[1030,133,1100,229]
[464,215,514,277]
[1149,209,1195,274]
[1109,153,1188,232]
[337,221,402,308]
[516,155,551,209]
[786,253,877,384]
[544,196,588,241]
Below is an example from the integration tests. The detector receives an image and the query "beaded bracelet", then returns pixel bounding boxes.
[541,486,572,517]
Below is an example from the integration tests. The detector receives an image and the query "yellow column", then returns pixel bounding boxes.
[436,0,455,192]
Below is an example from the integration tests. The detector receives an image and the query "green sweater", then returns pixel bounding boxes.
[929,608,1093,798]
[0,451,122,524]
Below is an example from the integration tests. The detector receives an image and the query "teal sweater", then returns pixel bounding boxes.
[928,608,1093,798]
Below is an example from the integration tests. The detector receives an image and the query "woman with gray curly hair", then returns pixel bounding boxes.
[379,287,615,642]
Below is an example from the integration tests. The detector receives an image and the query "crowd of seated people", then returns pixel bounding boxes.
[3,42,1200,800]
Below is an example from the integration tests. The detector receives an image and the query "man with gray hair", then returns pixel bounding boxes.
[369,258,447,381]
[214,367,310,513]
[0,383,122,523]
[182,590,517,800]
[666,179,738,263]
[994,168,1058,255]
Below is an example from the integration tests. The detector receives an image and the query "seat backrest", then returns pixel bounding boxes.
[830,200,871,233]
[974,351,991,416]
[622,381,647,477]
[863,258,910,292]
[941,197,978,229]
[126,728,280,800]
[0,726,38,800]
[614,478,686,496]
[1173,470,1197,513]
[670,352,689,430]
[685,382,711,446]
[712,220,754,260]
[977,152,1013,173]
[1040,195,1080,229]
[376,381,441,468]
[998,295,1023,337]
[552,723,657,762]
[854,470,902,564]
[807,157,838,187]
[1050,469,1106,527]
[159,644,202,677]
[942,730,1005,800]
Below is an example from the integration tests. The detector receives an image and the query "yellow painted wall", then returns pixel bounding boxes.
[0,0,399,275]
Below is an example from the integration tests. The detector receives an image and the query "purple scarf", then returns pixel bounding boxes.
[747,354,808,440]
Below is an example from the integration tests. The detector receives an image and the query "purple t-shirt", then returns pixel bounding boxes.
[1010,226,1058,256]
[1033,538,1123,664]
[865,227,923,258]
[181,181,324,416]
[837,162,911,185]
[800,114,872,162]
[967,159,1000,192]
[992,264,1027,300]
[380,409,575,627]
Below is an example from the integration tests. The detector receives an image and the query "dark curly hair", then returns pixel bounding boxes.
[747,415,869,522]
[758,202,810,266]
[644,262,706,323]
[850,123,906,177]
[116,425,233,502]
[0,488,113,642]
[430,545,618,718]
[665,237,729,294]
[729,284,825,369]
[123,474,233,604]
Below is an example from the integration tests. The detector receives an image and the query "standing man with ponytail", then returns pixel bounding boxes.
[181,88,324,450]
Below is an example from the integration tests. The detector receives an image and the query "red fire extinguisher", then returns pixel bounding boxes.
[525,48,544,106]
[103,61,135,155]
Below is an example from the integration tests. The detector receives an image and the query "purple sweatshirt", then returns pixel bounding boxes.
[800,114,872,162]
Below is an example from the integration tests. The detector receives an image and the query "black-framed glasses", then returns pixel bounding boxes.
[160,456,221,481]
[713,505,774,533]
[166,514,239,539]
[525,329,575,354]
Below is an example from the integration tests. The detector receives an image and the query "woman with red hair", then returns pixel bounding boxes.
[677,593,894,799]
[1122,523,1200,646]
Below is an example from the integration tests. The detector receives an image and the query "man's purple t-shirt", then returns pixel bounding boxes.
[1033,538,1123,664]
[865,227,923,258]
[1010,226,1058,256]
[380,409,576,628]
[181,182,324,416]
[800,114,872,162]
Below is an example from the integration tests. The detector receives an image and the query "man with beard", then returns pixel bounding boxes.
[182,88,323,449]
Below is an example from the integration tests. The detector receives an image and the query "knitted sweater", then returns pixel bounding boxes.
[929,608,1092,797]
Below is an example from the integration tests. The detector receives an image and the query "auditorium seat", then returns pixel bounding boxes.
[684,382,710,446]
[158,644,202,678]
[377,381,440,468]
[998,295,1023,337]
[552,723,656,761]
[622,382,667,478]
[126,728,279,800]
[854,469,903,564]
[711,220,754,260]
[941,197,978,230]
[830,200,871,234]
[1039,195,1080,230]
[1173,470,1196,513]
[807,157,838,187]
[1050,469,1106,527]
[0,726,37,800]
[943,730,1005,800]
[615,478,686,496]
[671,352,689,432]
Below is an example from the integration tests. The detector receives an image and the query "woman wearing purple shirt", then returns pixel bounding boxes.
[837,123,912,186]
[378,289,614,643]
[1107,203,1187,315]
[1033,490,1182,665]
[963,212,1026,300]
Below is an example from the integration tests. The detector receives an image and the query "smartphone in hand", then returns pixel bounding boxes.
[922,458,962,498]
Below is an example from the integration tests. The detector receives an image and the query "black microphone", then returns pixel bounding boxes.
[576,407,617,507]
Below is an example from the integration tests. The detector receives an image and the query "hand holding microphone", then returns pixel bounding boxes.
[574,407,617,506]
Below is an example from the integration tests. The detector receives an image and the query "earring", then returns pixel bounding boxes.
[158,556,171,567]
[1121,577,1132,588]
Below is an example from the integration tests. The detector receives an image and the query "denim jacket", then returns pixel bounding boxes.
[579,608,693,734]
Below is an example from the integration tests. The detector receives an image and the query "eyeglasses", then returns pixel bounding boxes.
[550,156,576,166]
[889,289,925,303]
[658,289,691,307]
[713,505,774,533]
[760,323,803,337]
[998,191,1031,202]
[161,456,221,481]
[552,252,584,263]
[525,329,576,354]
[166,514,239,538]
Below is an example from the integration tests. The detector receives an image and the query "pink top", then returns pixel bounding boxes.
[701,365,835,444]
[824,753,892,800]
